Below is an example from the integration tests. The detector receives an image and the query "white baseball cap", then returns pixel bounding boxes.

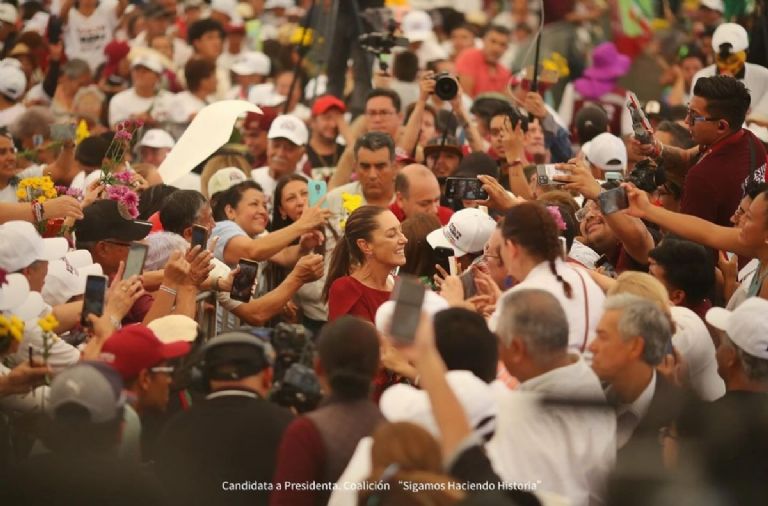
[131,53,164,74]
[426,208,497,257]
[374,289,449,336]
[712,22,749,54]
[267,114,308,146]
[247,83,286,107]
[231,51,271,76]
[0,58,27,101]
[0,3,19,25]
[0,273,30,312]
[139,128,176,149]
[264,0,294,9]
[402,10,433,43]
[12,290,47,323]
[211,0,237,14]
[700,0,724,13]
[147,315,198,343]
[0,221,69,272]
[42,258,103,306]
[706,297,768,360]
[207,167,248,197]
[583,132,627,172]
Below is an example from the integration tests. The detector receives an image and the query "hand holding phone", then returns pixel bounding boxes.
[433,246,458,276]
[388,276,426,345]
[308,180,327,208]
[445,177,489,201]
[597,187,629,215]
[536,164,569,186]
[191,224,209,251]
[230,259,259,302]
[81,275,108,326]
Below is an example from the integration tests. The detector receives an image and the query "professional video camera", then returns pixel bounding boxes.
[601,159,666,194]
[358,8,408,72]
[267,323,322,413]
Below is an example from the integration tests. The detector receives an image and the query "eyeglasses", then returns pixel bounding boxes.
[149,366,175,374]
[576,202,600,222]
[0,147,17,156]
[685,108,720,126]
[365,109,396,117]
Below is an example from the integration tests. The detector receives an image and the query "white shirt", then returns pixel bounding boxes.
[691,63,768,121]
[62,4,118,72]
[0,164,44,203]
[489,259,606,355]
[670,306,725,401]
[108,88,174,127]
[168,91,208,124]
[486,358,616,506]
[612,371,656,449]
[0,103,26,129]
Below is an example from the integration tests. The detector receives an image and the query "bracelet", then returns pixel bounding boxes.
[108,315,122,330]
[159,285,178,297]
[213,277,221,292]
[31,200,44,222]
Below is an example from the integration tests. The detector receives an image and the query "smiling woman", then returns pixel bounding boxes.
[324,206,408,323]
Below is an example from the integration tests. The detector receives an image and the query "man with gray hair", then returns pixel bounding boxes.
[487,289,616,506]
[589,294,681,454]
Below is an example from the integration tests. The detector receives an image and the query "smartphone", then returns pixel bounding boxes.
[605,171,623,183]
[230,259,259,302]
[51,124,76,142]
[536,164,568,186]
[388,276,426,345]
[81,275,108,326]
[47,15,62,44]
[123,242,148,279]
[433,246,457,276]
[597,187,629,215]
[445,177,488,201]
[191,224,208,250]
[308,180,327,207]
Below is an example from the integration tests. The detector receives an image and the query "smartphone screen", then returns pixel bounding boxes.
[123,242,148,279]
[445,177,489,201]
[191,224,208,250]
[536,164,568,186]
[308,180,327,207]
[605,171,623,183]
[230,259,259,302]
[389,276,426,345]
[433,246,457,276]
[81,275,108,326]
[51,124,76,142]
[597,187,629,215]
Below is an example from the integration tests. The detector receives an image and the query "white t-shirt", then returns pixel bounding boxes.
[168,91,208,124]
[63,4,118,73]
[108,88,174,127]
[0,165,44,203]
[0,103,26,129]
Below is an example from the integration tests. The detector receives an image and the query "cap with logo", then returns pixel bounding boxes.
[74,200,152,244]
[42,253,104,306]
[311,94,346,116]
[402,10,433,43]
[267,114,308,146]
[706,297,768,360]
[48,362,127,424]
[139,128,176,149]
[426,208,497,257]
[0,221,69,272]
[202,331,275,380]
[582,132,627,173]
[101,325,191,382]
[243,107,278,132]
[207,167,248,197]
[0,58,27,101]
[712,22,749,54]
[231,51,271,76]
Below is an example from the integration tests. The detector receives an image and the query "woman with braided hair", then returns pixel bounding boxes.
[489,202,606,355]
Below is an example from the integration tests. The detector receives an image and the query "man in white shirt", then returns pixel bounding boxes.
[487,289,616,506]
[108,53,173,127]
[169,57,217,124]
[60,0,128,73]
[131,4,192,70]
[251,114,308,209]
[589,294,681,454]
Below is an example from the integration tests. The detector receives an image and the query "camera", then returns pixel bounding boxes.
[433,72,459,101]
[627,159,666,194]
[268,323,322,413]
[359,31,409,56]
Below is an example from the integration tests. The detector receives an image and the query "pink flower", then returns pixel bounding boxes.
[114,129,133,141]
[106,185,140,219]
[546,206,567,232]
[113,171,134,185]
[134,119,144,128]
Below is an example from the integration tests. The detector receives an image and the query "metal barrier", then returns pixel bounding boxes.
[195,291,243,339]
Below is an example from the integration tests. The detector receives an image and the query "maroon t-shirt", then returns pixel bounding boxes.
[327,276,390,323]
[681,129,766,227]
[543,0,576,23]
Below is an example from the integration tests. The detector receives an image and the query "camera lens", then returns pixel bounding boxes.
[434,73,459,101]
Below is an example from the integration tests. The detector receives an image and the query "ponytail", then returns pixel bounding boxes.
[549,258,573,298]
[323,237,351,301]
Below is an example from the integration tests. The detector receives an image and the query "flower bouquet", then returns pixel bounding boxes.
[99,119,145,220]
[16,175,66,236]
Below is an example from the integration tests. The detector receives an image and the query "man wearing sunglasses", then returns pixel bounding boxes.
[636,75,765,228]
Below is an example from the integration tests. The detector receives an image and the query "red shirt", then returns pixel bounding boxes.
[681,129,765,227]
[388,202,453,225]
[270,417,324,506]
[455,48,512,97]
[327,276,390,323]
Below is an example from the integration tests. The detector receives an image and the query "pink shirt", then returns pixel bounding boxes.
[455,48,512,97]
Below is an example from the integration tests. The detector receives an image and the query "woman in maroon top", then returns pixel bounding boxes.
[324,206,408,323]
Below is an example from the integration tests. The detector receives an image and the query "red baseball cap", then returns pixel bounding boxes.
[311,95,346,116]
[243,107,278,131]
[101,325,190,382]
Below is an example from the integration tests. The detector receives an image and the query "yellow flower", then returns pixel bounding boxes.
[38,313,59,334]
[16,188,27,200]
[0,315,25,342]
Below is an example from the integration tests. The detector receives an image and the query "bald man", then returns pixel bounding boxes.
[389,164,454,225]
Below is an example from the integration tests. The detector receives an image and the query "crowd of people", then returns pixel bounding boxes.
[1,0,768,505]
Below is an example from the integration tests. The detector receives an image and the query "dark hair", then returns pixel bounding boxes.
[693,76,751,132]
[538,200,578,252]
[656,120,695,149]
[745,181,768,200]
[434,308,498,382]
[137,184,179,219]
[317,316,380,400]
[484,24,511,37]
[400,212,441,279]
[43,404,123,453]
[648,237,715,304]
[212,180,264,222]
[365,88,401,113]
[159,190,207,235]
[451,23,478,37]
[490,105,529,133]
[454,152,499,179]
[270,174,308,231]
[392,51,419,82]
[403,101,436,127]
[324,206,388,300]
[502,202,573,297]
[353,131,396,161]
[184,57,217,92]
[187,18,225,44]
